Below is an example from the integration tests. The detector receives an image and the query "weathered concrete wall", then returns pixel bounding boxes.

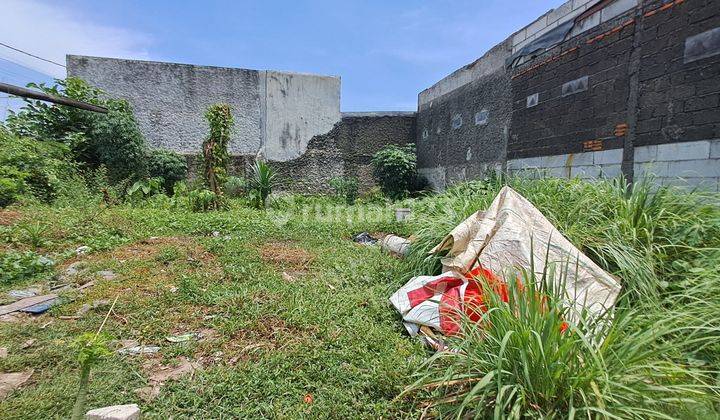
[419,0,720,192]
[67,55,263,155]
[263,71,341,161]
[66,56,341,162]
[183,112,416,193]
[273,112,417,193]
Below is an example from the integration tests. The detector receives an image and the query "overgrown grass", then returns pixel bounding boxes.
[1,175,719,418]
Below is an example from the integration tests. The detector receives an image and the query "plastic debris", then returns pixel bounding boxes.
[7,288,40,299]
[0,370,33,399]
[0,348,7,359]
[0,294,59,316]
[281,272,295,282]
[117,340,160,356]
[380,235,411,257]
[391,186,621,340]
[165,333,199,343]
[20,298,59,314]
[75,245,91,255]
[86,404,141,420]
[352,232,377,245]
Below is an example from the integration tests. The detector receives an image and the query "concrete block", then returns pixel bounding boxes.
[710,140,720,158]
[86,404,140,420]
[540,154,572,168]
[655,140,711,162]
[573,0,593,10]
[512,29,527,46]
[570,11,600,38]
[666,159,720,178]
[507,157,543,170]
[568,151,595,166]
[571,165,601,178]
[599,164,623,178]
[547,1,573,24]
[526,16,549,38]
[635,161,669,178]
[634,145,657,162]
[661,177,719,191]
[593,148,623,165]
[684,27,720,64]
[600,0,636,23]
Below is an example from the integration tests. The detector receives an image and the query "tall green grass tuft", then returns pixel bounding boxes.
[401,175,720,418]
[402,263,720,418]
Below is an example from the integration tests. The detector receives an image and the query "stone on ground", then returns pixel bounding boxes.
[85,404,140,420]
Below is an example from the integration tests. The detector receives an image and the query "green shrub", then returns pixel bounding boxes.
[5,78,148,183]
[0,250,54,285]
[248,160,277,209]
[329,176,359,205]
[202,104,233,209]
[0,128,77,206]
[0,176,24,207]
[371,144,417,200]
[146,149,187,194]
[188,189,218,212]
[224,176,247,198]
[126,178,164,202]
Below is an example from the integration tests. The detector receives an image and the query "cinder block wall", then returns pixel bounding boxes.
[417,0,720,192]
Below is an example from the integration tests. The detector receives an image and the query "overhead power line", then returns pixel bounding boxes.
[0,41,66,68]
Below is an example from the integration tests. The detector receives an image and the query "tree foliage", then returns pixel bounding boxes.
[371,143,417,200]
[4,77,147,183]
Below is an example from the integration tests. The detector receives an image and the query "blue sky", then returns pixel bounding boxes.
[1,0,560,113]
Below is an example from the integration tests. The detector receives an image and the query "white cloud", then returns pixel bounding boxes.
[0,0,153,78]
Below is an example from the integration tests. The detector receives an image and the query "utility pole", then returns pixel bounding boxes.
[0,82,107,114]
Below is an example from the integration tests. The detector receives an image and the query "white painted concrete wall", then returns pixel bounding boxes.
[507,149,623,179]
[634,140,720,191]
[262,71,341,161]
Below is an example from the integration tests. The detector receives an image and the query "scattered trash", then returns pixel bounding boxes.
[352,232,378,246]
[395,208,411,222]
[20,298,60,314]
[281,272,295,282]
[380,235,411,257]
[96,270,117,281]
[0,348,7,359]
[86,403,140,420]
[136,357,200,401]
[304,393,314,404]
[0,293,59,316]
[8,288,40,300]
[117,340,160,356]
[166,333,199,343]
[75,246,91,255]
[390,186,621,340]
[21,339,35,349]
[0,370,33,399]
[211,231,220,237]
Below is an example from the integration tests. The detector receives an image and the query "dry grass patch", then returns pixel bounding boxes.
[259,241,315,275]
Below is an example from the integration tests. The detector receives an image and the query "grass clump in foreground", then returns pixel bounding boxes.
[401,175,720,418]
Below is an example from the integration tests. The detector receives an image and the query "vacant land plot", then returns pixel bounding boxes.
[2,177,720,418]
